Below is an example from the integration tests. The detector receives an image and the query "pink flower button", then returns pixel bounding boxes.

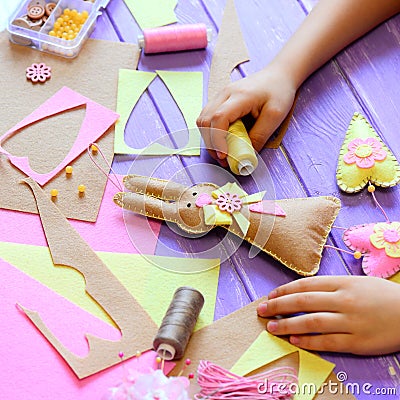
[26,63,52,83]
[215,192,242,214]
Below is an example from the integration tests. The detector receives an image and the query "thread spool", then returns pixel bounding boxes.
[226,119,258,175]
[138,23,212,54]
[153,286,204,361]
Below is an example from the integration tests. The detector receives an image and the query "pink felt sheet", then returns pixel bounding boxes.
[0,174,161,254]
[0,86,119,186]
[0,258,173,399]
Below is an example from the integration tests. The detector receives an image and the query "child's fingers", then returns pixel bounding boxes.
[266,312,347,336]
[288,333,354,353]
[249,103,288,151]
[257,292,339,317]
[268,276,342,300]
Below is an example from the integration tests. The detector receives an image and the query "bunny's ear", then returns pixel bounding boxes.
[114,192,179,223]
[123,175,186,201]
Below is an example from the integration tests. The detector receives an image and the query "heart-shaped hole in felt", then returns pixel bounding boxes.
[1,105,86,175]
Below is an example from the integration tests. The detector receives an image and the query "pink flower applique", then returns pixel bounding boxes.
[343,137,386,169]
[215,192,242,214]
[370,222,400,258]
[26,63,52,83]
[343,222,400,278]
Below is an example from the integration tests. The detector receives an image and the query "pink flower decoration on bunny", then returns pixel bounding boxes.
[215,192,242,214]
[343,137,386,169]
[26,63,52,83]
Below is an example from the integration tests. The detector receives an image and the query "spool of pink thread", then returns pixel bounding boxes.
[138,23,212,54]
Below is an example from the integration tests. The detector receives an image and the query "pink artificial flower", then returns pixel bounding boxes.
[105,369,190,400]
[343,137,386,169]
[215,192,242,214]
[26,63,52,83]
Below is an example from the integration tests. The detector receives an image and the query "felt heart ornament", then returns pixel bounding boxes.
[343,222,400,278]
[336,112,400,193]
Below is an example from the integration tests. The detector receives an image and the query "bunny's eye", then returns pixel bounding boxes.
[186,203,192,208]
[192,192,197,196]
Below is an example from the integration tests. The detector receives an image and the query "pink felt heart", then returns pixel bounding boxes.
[343,222,400,279]
[195,193,213,208]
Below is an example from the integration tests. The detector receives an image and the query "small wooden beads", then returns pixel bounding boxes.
[50,189,58,197]
[49,9,89,40]
[65,165,73,174]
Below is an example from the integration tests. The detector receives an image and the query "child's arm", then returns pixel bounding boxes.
[257,276,400,355]
[197,0,400,162]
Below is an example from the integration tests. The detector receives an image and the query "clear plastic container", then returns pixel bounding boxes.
[7,0,110,58]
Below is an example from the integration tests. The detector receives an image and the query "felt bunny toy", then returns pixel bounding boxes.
[114,175,340,276]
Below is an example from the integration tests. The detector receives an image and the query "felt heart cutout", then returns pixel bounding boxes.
[343,222,400,278]
[336,112,400,193]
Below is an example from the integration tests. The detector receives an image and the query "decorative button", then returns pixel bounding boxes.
[28,5,45,20]
[26,63,52,83]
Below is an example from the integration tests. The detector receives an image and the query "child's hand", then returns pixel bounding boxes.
[197,65,297,165]
[257,276,400,355]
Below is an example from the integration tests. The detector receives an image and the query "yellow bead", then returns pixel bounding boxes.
[78,184,86,193]
[136,351,142,358]
[65,166,73,174]
[64,8,71,16]
[50,189,58,197]
[49,31,56,36]
[156,356,162,364]
[354,251,362,259]
[82,10,89,18]
[368,185,375,193]
[91,144,98,153]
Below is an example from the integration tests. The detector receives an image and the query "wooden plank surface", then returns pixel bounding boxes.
[100,0,400,397]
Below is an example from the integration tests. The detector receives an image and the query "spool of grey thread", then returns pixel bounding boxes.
[153,286,205,361]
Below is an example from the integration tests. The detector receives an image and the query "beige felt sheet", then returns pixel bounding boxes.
[21,178,158,379]
[0,33,139,221]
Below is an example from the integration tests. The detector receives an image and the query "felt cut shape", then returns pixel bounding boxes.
[20,178,158,379]
[343,222,400,278]
[231,331,335,400]
[114,175,341,276]
[0,258,174,400]
[0,241,220,331]
[0,33,140,221]
[336,112,400,193]
[0,174,161,255]
[0,87,119,186]
[114,69,203,156]
[123,0,177,29]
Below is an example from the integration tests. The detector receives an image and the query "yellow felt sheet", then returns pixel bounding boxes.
[114,69,203,156]
[123,0,177,29]
[231,331,335,400]
[0,242,219,330]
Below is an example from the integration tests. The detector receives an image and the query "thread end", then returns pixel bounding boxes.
[238,160,255,176]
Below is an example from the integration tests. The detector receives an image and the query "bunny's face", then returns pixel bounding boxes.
[175,184,216,234]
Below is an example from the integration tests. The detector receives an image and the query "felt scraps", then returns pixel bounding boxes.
[21,177,158,379]
[336,112,400,193]
[0,33,139,222]
[343,222,400,278]
[114,175,341,276]
[0,87,119,186]
[123,0,177,29]
[115,69,203,156]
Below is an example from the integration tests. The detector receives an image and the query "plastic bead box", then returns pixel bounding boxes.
[7,0,110,58]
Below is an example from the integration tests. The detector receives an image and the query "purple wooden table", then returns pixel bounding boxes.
[92,0,400,398]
